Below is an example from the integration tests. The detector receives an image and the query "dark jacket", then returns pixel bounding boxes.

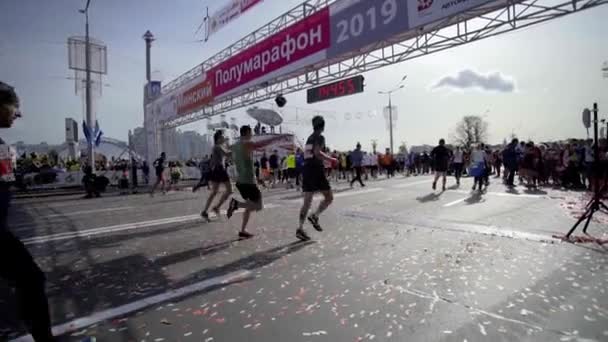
[502,144,519,169]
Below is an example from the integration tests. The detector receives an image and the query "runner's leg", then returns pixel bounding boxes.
[299,192,314,229]
[313,190,333,217]
[239,199,263,234]
[213,181,233,213]
[203,182,219,214]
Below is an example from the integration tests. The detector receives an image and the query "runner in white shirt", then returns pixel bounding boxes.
[362,152,371,180]
[470,144,488,192]
[370,153,379,179]
[452,146,464,186]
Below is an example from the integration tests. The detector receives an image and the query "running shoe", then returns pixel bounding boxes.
[296,229,311,242]
[239,231,254,239]
[212,207,221,218]
[201,211,210,222]
[227,198,239,219]
[307,214,323,232]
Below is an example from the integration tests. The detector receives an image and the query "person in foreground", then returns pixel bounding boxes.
[296,116,337,241]
[227,125,286,238]
[0,81,57,341]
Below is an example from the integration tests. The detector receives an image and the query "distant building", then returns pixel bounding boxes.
[130,127,147,158]
[177,130,210,160]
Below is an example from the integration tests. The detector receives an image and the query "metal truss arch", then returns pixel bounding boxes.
[162,0,607,129]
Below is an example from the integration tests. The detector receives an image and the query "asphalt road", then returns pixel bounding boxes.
[1,175,607,342]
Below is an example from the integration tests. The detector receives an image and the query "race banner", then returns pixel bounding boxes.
[208,0,264,38]
[407,0,498,29]
[210,7,331,98]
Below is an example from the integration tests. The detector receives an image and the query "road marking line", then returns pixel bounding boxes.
[443,197,468,207]
[394,180,434,188]
[9,270,253,342]
[285,188,382,203]
[41,207,135,218]
[452,190,545,199]
[22,204,281,245]
[342,211,557,243]
[335,188,382,198]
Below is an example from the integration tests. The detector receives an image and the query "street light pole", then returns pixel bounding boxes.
[81,0,94,170]
[388,92,393,155]
[379,75,407,154]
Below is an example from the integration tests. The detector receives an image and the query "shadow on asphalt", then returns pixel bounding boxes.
[524,188,549,195]
[416,192,443,203]
[465,192,485,205]
[1,216,315,340]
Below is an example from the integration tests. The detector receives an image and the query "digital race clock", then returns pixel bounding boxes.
[306,75,365,104]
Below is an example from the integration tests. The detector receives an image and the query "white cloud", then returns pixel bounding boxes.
[432,69,516,93]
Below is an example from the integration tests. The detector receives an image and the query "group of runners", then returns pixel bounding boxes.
[151,116,335,242]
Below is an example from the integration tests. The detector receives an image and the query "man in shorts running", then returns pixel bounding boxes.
[226,126,285,238]
[296,116,337,241]
[431,139,451,191]
[150,152,166,196]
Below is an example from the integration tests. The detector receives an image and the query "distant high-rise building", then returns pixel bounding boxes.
[131,127,147,158]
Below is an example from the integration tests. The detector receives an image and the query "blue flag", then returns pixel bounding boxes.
[94,120,103,147]
[82,120,91,144]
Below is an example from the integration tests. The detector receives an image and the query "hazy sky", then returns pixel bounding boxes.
[1,0,607,151]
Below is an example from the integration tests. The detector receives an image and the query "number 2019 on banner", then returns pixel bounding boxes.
[336,0,398,44]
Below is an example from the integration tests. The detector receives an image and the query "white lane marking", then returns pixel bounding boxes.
[22,215,200,245]
[335,187,382,198]
[40,207,135,218]
[452,190,545,199]
[9,270,252,342]
[286,188,382,203]
[285,188,383,204]
[394,180,434,188]
[443,197,468,207]
[22,204,281,245]
[343,211,557,243]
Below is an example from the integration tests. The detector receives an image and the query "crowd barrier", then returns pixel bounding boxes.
[19,167,203,190]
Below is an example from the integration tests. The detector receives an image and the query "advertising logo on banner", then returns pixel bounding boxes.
[208,0,264,38]
[210,7,331,99]
[407,0,496,28]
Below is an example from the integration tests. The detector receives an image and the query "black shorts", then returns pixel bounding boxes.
[209,167,230,183]
[302,165,331,193]
[236,183,261,203]
[435,162,449,173]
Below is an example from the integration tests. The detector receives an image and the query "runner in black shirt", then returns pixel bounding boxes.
[150,152,167,196]
[296,116,337,241]
[431,139,452,191]
[0,81,57,341]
